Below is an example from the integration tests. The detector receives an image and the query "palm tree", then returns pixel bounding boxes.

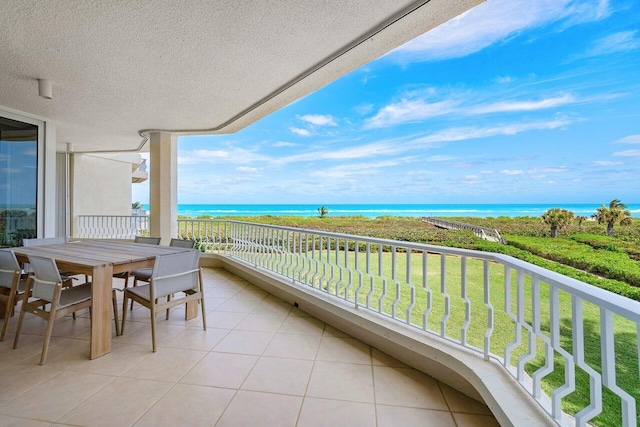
[576,215,587,227]
[542,208,574,238]
[591,199,631,236]
[317,206,329,218]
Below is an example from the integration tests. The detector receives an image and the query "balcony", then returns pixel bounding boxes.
[0,266,501,426]
[66,216,640,425]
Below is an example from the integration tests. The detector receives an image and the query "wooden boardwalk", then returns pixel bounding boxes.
[421,217,505,243]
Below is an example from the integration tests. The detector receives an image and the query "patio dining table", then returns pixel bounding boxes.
[6,240,194,359]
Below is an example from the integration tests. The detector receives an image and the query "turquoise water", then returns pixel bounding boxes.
[169,204,640,218]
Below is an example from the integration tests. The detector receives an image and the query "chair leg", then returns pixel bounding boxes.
[112,290,120,336]
[40,301,58,365]
[165,295,171,320]
[0,291,16,342]
[129,276,136,311]
[120,293,129,335]
[12,296,28,350]
[150,308,157,352]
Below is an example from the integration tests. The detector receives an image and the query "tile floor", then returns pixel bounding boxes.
[0,268,499,426]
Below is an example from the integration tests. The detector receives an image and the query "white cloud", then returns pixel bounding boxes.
[592,160,622,166]
[578,30,640,58]
[614,134,640,144]
[495,76,515,84]
[354,103,374,115]
[613,149,640,158]
[235,166,260,173]
[502,170,525,175]
[469,95,575,114]
[289,127,312,137]
[178,147,269,165]
[363,99,459,129]
[273,141,297,147]
[312,159,406,179]
[425,155,454,162]
[390,0,610,63]
[298,114,337,126]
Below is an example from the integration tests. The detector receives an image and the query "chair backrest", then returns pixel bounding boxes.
[135,236,161,245]
[169,238,196,249]
[0,251,21,290]
[151,250,200,299]
[26,255,63,303]
[23,236,67,247]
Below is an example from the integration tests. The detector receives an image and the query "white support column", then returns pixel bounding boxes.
[149,131,177,244]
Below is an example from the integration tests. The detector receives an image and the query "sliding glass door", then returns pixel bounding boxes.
[0,115,39,247]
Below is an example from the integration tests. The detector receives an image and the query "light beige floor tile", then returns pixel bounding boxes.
[0,365,62,405]
[58,377,172,427]
[371,348,408,368]
[376,405,456,427]
[278,316,325,336]
[373,366,448,410]
[231,288,269,301]
[0,334,53,364]
[251,301,293,317]
[216,390,302,427]
[263,333,322,360]
[440,384,493,415]
[0,371,114,422]
[0,414,51,427]
[18,337,90,370]
[235,313,286,332]
[215,298,263,313]
[67,342,151,376]
[323,324,350,338]
[122,347,206,382]
[199,310,247,329]
[134,383,235,427]
[203,297,229,310]
[241,356,313,395]
[180,351,257,388]
[212,330,274,355]
[297,397,376,427]
[163,327,230,351]
[206,287,242,299]
[288,306,313,317]
[306,361,374,403]
[316,337,371,365]
[452,412,501,426]
[117,322,186,347]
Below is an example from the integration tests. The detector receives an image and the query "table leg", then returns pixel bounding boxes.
[90,265,113,359]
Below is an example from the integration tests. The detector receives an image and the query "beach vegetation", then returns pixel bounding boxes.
[541,208,574,237]
[591,199,632,236]
[317,206,329,218]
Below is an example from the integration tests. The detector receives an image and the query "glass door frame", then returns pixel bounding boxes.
[0,108,45,239]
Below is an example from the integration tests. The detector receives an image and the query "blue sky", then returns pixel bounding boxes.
[133,0,640,205]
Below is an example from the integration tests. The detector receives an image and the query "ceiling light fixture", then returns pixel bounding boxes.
[38,79,52,99]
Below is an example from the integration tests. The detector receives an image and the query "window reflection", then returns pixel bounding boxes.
[0,116,37,247]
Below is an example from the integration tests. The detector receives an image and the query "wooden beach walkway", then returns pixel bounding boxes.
[421,217,505,243]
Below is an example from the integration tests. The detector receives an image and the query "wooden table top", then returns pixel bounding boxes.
[4,240,194,269]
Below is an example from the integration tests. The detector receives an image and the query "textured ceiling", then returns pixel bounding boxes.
[0,0,481,152]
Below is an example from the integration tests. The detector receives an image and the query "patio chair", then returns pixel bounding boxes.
[12,255,94,365]
[115,236,161,311]
[120,250,206,352]
[0,251,28,341]
[130,238,196,287]
[23,237,77,286]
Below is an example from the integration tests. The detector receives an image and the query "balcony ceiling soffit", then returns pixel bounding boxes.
[0,0,481,152]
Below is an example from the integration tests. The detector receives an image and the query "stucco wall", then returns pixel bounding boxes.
[70,154,132,234]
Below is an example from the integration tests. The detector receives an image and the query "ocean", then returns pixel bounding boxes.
[173,204,640,218]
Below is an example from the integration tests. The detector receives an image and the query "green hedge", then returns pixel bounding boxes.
[471,240,640,301]
[504,235,640,288]
[570,234,640,259]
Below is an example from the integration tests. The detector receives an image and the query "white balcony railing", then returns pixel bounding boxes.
[74,216,640,426]
[76,215,149,239]
[177,218,640,427]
